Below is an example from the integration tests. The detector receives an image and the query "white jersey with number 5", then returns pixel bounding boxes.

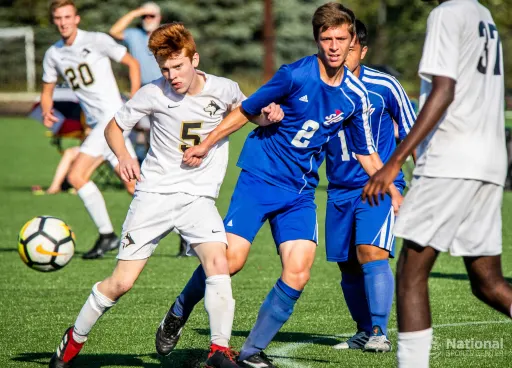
[42,29,127,127]
[414,0,506,186]
[114,72,246,198]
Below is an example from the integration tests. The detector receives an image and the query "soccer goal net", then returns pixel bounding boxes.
[0,27,35,92]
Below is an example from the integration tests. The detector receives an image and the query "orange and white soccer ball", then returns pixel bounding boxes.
[18,216,75,272]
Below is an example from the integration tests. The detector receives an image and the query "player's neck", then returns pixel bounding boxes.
[352,65,362,78]
[186,72,206,96]
[62,29,78,46]
[317,57,344,87]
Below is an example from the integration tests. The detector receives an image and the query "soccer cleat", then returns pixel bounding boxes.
[364,326,392,352]
[49,327,84,368]
[82,233,119,259]
[333,330,369,350]
[204,344,239,368]
[155,304,186,356]
[238,351,276,368]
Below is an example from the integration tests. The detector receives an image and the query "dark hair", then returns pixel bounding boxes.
[312,2,356,41]
[355,19,368,47]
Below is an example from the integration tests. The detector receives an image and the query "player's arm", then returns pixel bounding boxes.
[105,118,140,182]
[363,75,455,202]
[183,65,293,166]
[40,82,58,128]
[109,8,147,40]
[356,152,403,212]
[105,86,153,182]
[120,53,141,96]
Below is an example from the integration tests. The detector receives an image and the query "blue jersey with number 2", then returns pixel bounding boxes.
[239,55,375,194]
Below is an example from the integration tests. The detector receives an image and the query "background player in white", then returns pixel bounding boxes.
[49,22,283,368]
[41,0,141,259]
[364,0,512,367]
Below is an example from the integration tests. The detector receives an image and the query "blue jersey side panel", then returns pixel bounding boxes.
[326,66,416,200]
[238,55,375,193]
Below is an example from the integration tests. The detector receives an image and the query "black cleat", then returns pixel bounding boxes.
[238,351,276,368]
[155,304,186,356]
[49,326,84,368]
[205,345,239,368]
[82,233,119,259]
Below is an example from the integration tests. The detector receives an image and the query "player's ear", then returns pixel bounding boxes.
[75,15,81,25]
[192,53,200,68]
[361,46,368,60]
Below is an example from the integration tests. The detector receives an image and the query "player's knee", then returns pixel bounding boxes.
[470,277,505,303]
[357,245,389,264]
[203,253,230,276]
[283,269,310,290]
[227,255,245,276]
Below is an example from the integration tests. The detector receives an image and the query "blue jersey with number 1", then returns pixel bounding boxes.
[239,55,375,194]
[326,66,416,200]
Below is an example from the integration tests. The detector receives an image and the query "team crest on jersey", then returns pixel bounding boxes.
[121,233,135,249]
[204,100,221,116]
[323,110,345,127]
[81,48,91,58]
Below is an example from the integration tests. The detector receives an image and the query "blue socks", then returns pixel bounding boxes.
[171,265,207,321]
[361,259,394,336]
[341,272,372,334]
[239,278,302,360]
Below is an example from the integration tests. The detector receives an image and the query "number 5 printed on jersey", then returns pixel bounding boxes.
[180,121,202,152]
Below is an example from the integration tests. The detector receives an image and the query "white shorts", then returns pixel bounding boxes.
[394,176,503,257]
[80,124,136,168]
[117,191,227,260]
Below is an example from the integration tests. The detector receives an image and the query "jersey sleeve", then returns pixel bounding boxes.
[95,32,128,63]
[344,82,375,155]
[418,7,462,82]
[384,79,417,141]
[114,86,153,130]
[227,81,247,113]
[241,65,293,116]
[42,49,58,84]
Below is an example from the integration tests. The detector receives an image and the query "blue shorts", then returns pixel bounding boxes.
[325,191,396,263]
[224,170,318,249]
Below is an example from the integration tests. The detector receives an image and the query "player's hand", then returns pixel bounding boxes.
[182,144,209,167]
[135,7,157,17]
[363,161,401,206]
[42,109,59,128]
[118,155,141,183]
[260,103,284,125]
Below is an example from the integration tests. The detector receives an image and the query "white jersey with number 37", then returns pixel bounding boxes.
[42,29,127,127]
[114,72,246,198]
[415,0,506,186]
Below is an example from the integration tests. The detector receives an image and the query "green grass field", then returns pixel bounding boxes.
[1,117,511,368]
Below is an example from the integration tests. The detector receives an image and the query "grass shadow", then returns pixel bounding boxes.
[11,349,207,367]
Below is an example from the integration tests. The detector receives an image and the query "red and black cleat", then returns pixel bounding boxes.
[49,327,85,368]
[204,344,240,368]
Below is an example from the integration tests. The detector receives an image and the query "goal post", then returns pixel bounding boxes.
[0,27,36,92]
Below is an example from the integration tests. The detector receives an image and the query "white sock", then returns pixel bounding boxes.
[204,275,235,348]
[73,282,116,343]
[397,328,433,368]
[77,181,114,234]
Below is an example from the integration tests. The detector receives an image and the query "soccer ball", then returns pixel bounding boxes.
[18,216,75,272]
